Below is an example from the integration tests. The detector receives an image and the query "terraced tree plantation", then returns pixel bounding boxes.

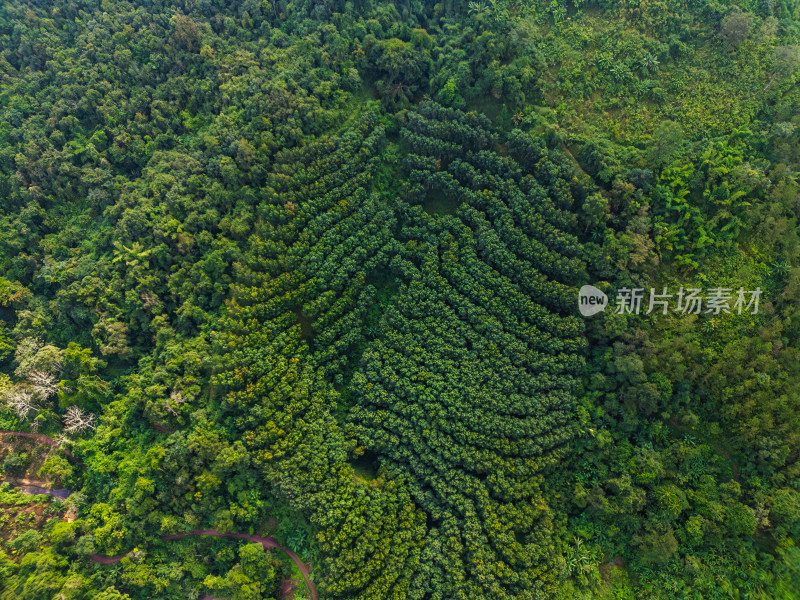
[348,102,588,597]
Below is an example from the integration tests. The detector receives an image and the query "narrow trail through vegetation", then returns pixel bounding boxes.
[0,430,60,446]
[2,429,313,597]
[0,430,75,493]
[5,477,70,498]
[91,530,317,600]
[0,429,74,460]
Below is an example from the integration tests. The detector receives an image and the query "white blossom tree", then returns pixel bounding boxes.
[28,369,59,400]
[165,389,186,416]
[63,406,96,434]
[2,387,39,421]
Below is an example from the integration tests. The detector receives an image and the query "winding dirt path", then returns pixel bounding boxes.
[5,477,70,499]
[89,552,129,565]
[91,530,317,600]
[0,430,59,445]
[3,431,314,598]
[151,423,176,434]
[0,430,73,459]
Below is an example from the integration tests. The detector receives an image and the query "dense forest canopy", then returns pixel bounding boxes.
[0,0,798,598]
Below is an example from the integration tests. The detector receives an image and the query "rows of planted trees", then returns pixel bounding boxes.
[345,101,588,597]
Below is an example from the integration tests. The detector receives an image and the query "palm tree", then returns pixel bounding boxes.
[468,1,489,20]
[389,81,412,103]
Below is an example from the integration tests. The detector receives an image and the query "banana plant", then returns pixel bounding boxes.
[111,240,153,269]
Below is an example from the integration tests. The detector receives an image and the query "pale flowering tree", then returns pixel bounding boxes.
[2,387,39,421]
[13,337,42,377]
[1,365,63,423]
[63,406,96,434]
[28,369,59,400]
[165,390,186,416]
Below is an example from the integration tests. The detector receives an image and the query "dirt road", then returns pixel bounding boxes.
[5,477,70,498]
[2,431,315,598]
[0,430,73,459]
[91,529,317,600]
[0,430,60,445]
